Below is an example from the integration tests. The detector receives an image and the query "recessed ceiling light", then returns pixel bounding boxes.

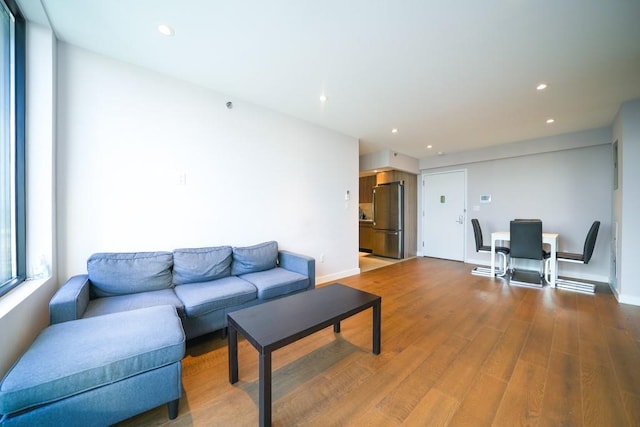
[427,145,433,149]
[391,128,398,134]
[546,118,555,124]
[157,24,175,37]
[319,94,328,102]
[537,83,548,91]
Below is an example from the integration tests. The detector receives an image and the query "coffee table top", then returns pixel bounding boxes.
[227,283,380,353]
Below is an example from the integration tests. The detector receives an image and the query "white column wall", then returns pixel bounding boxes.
[613,99,640,305]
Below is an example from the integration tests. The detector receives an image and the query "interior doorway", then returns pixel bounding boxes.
[422,170,467,261]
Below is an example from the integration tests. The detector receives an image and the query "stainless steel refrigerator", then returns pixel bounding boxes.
[372,181,404,259]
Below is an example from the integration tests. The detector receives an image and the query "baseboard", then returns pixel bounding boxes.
[617,292,640,307]
[317,268,360,285]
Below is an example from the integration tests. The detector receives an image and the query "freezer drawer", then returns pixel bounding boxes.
[372,230,403,259]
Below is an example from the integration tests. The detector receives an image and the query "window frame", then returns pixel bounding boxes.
[0,0,26,297]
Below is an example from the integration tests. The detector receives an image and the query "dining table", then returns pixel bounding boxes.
[490,231,559,287]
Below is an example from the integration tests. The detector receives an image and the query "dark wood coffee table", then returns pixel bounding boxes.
[228,283,381,427]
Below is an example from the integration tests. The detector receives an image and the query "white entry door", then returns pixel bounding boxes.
[422,170,466,261]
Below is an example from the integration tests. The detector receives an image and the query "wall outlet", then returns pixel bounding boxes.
[319,253,325,263]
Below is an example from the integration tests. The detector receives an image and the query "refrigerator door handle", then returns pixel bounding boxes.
[372,189,376,226]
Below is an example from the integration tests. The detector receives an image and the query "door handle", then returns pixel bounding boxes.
[456,215,464,224]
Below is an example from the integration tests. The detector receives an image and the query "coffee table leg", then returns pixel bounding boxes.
[334,321,341,333]
[259,351,272,427]
[373,301,381,355]
[228,324,238,383]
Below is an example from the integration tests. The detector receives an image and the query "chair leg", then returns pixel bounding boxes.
[544,258,552,283]
[556,279,596,294]
[471,266,492,276]
[497,252,508,277]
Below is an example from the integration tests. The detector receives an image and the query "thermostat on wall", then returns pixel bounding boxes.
[480,194,491,203]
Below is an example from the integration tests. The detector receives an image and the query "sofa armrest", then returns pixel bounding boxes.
[49,274,91,324]
[278,250,315,289]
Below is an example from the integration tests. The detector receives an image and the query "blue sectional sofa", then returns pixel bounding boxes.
[0,241,314,425]
[49,241,316,339]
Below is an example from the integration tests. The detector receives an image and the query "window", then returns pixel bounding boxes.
[0,0,25,297]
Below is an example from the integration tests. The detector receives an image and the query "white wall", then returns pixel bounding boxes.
[56,43,360,283]
[419,128,613,283]
[613,99,640,304]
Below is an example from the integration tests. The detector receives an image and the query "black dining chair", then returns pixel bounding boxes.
[546,221,600,294]
[509,220,550,287]
[471,219,510,277]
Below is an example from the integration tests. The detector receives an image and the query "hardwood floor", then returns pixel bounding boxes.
[119,257,640,426]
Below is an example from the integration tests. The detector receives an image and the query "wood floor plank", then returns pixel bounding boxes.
[447,373,508,426]
[482,318,531,382]
[551,300,580,356]
[622,391,640,426]
[539,350,583,427]
[115,257,640,427]
[433,326,502,401]
[375,333,468,423]
[605,326,640,396]
[513,289,544,322]
[595,293,628,330]
[303,344,426,426]
[403,387,460,426]
[581,357,628,427]
[492,359,547,426]
[520,308,555,368]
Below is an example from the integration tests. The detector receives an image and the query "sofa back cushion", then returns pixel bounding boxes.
[173,246,232,285]
[87,252,174,297]
[231,241,278,275]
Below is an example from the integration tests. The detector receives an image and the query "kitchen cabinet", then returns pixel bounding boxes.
[359,221,373,252]
[376,170,403,185]
[359,175,376,203]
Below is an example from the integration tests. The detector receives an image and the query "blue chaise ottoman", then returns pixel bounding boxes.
[0,305,185,426]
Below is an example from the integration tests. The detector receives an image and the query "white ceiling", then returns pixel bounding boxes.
[17,0,640,159]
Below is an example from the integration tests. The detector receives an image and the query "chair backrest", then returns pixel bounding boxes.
[510,220,543,260]
[471,219,484,251]
[583,221,601,264]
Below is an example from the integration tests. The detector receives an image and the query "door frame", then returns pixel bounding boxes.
[419,169,467,261]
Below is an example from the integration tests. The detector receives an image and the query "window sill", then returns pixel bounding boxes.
[0,276,53,319]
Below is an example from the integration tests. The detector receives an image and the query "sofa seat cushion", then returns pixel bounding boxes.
[173,276,257,317]
[87,252,174,297]
[240,267,309,300]
[0,306,185,416]
[83,289,186,319]
[173,246,232,285]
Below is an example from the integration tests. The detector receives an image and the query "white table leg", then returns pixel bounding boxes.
[490,235,496,277]
[550,238,557,287]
